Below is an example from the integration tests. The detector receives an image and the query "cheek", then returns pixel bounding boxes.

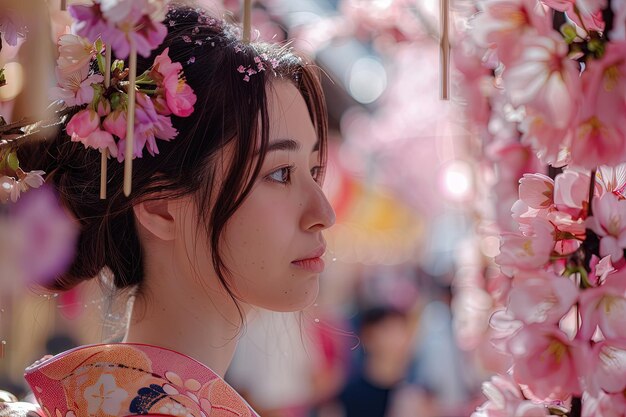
[219,192,319,311]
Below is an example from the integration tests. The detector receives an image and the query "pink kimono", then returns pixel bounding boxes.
[1,343,259,417]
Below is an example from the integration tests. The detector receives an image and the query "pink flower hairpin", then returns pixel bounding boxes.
[52,0,197,198]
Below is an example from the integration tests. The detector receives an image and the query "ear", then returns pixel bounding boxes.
[133,198,176,241]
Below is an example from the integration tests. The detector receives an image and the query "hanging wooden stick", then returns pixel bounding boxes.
[242,0,252,43]
[61,0,66,11]
[440,0,450,100]
[124,41,137,197]
[100,46,111,199]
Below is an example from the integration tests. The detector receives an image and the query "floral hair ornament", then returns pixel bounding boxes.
[59,0,197,198]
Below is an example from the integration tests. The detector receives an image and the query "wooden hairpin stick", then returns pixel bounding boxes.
[123,41,137,197]
[100,47,111,199]
[242,0,252,43]
[440,0,450,100]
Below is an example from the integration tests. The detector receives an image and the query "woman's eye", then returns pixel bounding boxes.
[266,166,293,184]
[311,166,324,183]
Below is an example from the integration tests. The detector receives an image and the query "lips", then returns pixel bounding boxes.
[291,246,326,273]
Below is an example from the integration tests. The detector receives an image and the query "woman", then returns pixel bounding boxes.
[1,3,335,416]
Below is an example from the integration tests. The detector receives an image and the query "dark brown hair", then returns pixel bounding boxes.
[16,5,328,304]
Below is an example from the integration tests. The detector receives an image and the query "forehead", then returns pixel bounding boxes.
[266,81,317,147]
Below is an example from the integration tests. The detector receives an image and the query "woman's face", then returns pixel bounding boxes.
[183,81,335,312]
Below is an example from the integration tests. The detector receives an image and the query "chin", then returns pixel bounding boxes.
[264,277,320,312]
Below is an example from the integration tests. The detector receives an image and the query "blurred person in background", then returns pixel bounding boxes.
[319,306,435,417]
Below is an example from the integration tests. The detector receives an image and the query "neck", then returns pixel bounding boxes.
[123,243,247,378]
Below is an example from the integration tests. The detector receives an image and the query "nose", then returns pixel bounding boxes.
[301,183,336,232]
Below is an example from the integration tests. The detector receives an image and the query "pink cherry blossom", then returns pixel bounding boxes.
[66,109,100,139]
[587,192,626,261]
[519,173,554,209]
[519,111,572,167]
[503,32,580,130]
[591,255,615,285]
[56,34,97,75]
[579,274,626,339]
[50,65,104,107]
[470,0,552,65]
[18,170,45,191]
[150,47,182,84]
[115,92,177,161]
[554,168,594,216]
[102,109,127,140]
[508,323,584,400]
[507,275,578,325]
[71,0,167,59]
[597,163,626,199]
[471,374,549,417]
[163,72,197,117]
[542,0,605,32]
[582,339,626,396]
[66,109,118,157]
[496,218,554,276]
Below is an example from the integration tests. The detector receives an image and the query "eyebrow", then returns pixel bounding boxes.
[260,138,320,154]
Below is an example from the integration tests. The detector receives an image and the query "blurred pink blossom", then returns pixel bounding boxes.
[471,374,551,417]
[582,339,626,396]
[0,10,27,46]
[611,0,626,40]
[582,390,626,417]
[587,192,626,261]
[507,275,578,325]
[579,273,626,339]
[496,218,554,275]
[11,186,79,286]
[508,323,584,400]
[471,0,552,65]
[571,42,626,169]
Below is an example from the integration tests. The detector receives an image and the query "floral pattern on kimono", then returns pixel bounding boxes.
[23,343,259,417]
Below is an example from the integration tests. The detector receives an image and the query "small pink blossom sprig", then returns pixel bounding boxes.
[0,151,45,204]
[52,36,197,161]
[69,0,168,59]
[235,52,279,82]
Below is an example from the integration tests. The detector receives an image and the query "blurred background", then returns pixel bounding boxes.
[0,1,506,416]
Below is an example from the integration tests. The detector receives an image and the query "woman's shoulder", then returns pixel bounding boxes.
[23,343,259,417]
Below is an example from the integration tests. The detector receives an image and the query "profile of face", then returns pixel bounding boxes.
[175,81,335,313]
